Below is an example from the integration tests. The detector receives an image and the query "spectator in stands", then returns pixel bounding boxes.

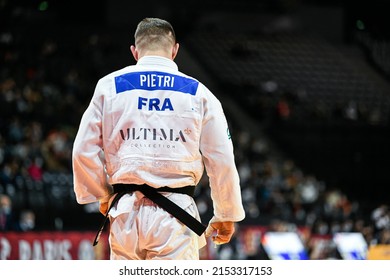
[27,157,43,181]
[0,194,16,231]
[377,228,390,244]
[16,209,36,231]
[276,96,291,120]
[371,204,390,233]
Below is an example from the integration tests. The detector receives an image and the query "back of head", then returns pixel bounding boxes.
[134,18,176,52]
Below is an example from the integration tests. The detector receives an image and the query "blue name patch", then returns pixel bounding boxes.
[115,71,199,95]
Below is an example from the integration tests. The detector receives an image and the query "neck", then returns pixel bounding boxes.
[139,49,173,60]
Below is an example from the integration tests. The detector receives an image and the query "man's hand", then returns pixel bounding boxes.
[205,221,235,245]
[99,201,109,215]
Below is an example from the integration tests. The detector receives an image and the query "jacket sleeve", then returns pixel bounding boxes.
[72,79,112,204]
[199,87,245,223]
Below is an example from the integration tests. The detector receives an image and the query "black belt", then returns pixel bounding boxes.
[93,184,206,246]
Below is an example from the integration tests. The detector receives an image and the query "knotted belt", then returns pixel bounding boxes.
[93,184,207,246]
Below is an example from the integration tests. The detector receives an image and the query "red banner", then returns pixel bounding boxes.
[0,231,110,260]
[1,226,312,260]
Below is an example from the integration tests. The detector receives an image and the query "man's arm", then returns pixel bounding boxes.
[72,79,112,205]
[199,87,245,243]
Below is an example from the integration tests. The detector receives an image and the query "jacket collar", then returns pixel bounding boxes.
[137,56,178,71]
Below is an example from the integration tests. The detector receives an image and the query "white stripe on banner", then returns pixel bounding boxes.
[0,260,388,279]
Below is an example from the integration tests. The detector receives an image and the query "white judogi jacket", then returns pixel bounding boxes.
[72,56,245,224]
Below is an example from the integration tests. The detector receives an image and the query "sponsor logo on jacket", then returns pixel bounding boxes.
[119,127,187,142]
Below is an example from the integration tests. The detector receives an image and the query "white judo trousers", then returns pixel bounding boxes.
[108,192,206,260]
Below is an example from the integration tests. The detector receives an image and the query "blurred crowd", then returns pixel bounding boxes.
[1,17,390,260]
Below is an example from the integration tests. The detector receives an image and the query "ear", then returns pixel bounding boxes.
[130,45,138,61]
[172,43,179,60]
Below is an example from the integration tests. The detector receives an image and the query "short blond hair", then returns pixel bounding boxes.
[134,18,176,51]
